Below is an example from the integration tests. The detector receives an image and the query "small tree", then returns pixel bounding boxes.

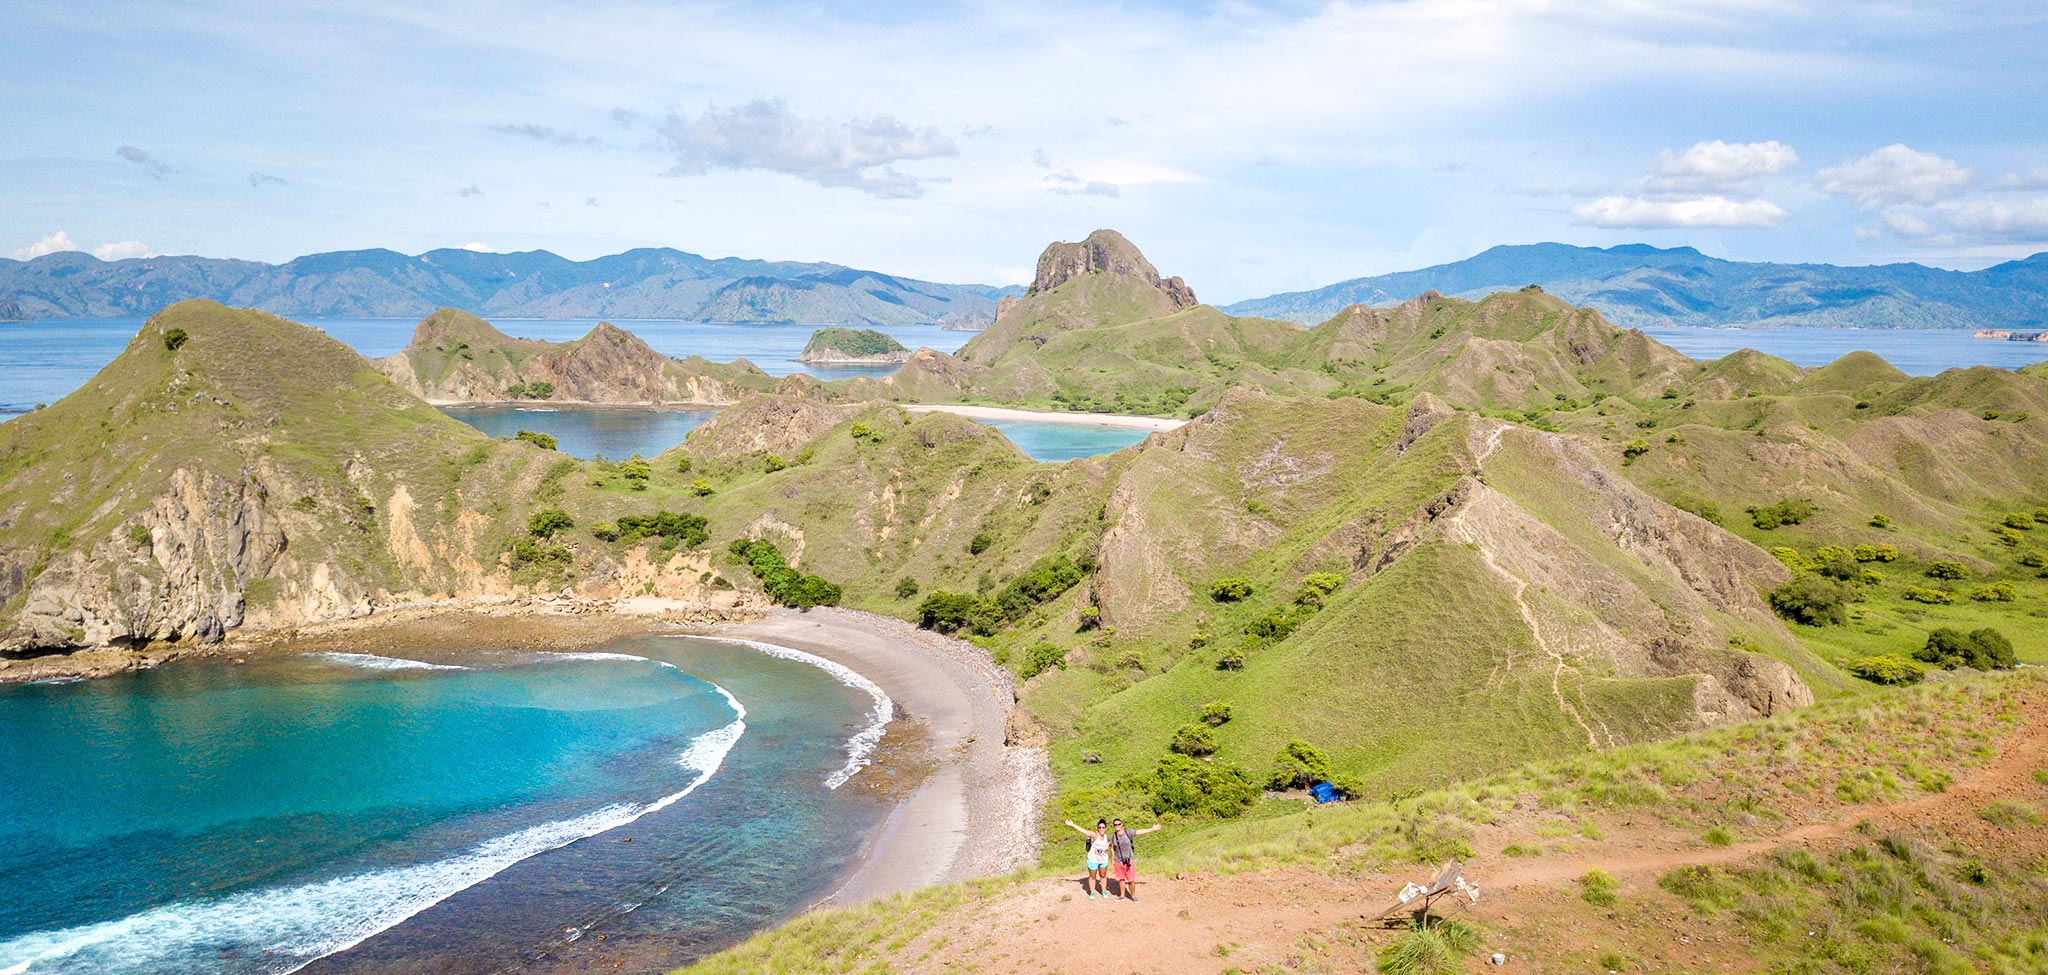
[969,532,993,555]
[1209,577,1255,602]
[1926,561,1969,580]
[763,454,788,473]
[1916,627,2017,670]
[1767,575,1852,626]
[527,508,573,539]
[690,479,715,497]
[1296,572,1344,606]
[514,429,558,451]
[1849,655,1926,685]
[1200,700,1233,726]
[618,454,653,489]
[894,577,920,599]
[1170,724,1218,757]
[1268,739,1332,790]
[163,327,188,351]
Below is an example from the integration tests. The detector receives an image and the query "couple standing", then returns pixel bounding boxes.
[1063,817,1160,901]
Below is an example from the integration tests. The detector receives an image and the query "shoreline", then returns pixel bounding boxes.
[697,608,1048,904]
[0,597,1049,910]
[904,403,1187,431]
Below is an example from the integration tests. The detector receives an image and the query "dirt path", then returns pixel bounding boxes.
[866,690,2048,974]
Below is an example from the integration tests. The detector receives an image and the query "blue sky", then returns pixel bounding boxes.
[5,0,2048,302]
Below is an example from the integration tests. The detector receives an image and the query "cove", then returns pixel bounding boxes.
[0,636,891,975]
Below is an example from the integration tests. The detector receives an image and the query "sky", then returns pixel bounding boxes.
[5,0,2048,303]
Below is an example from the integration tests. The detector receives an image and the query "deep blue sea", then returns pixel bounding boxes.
[0,636,892,975]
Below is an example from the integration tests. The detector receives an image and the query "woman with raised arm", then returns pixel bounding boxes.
[1109,817,1162,902]
[1062,818,1113,899]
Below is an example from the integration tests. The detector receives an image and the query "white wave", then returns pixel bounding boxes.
[308,652,467,672]
[543,651,679,670]
[0,687,747,975]
[688,637,893,789]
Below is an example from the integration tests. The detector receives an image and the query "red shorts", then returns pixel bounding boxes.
[1113,859,1135,883]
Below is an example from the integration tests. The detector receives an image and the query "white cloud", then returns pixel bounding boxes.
[1816,144,1970,207]
[656,99,957,199]
[460,242,495,252]
[1644,139,1798,192]
[10,231,84,260]
[1884,197,2048,244]
[91,241,152,261]
[1573,195,1790,229]
[1991,167,2048,191]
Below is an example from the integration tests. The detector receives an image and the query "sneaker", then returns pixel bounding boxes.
[1087,892,1097,899]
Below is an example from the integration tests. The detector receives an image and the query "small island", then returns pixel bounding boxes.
[796,326,912,364]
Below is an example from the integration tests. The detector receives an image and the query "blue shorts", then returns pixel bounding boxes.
[1086,855,1109,870]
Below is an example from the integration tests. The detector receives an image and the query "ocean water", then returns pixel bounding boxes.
[439,405,718,462]
[976,419,1154,462]
[1638,325,2048,374]
[0,636,891,975]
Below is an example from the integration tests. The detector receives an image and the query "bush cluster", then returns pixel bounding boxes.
[1849,655,1927,685]
[916,554,1089,637]
[1169,724,1217,757]
[513,429,558,451]
[505,381,555,400]
[1916,627,2016,671]
[1748,498,1815,530]
[1767,574,1854,626]
[1018,642,1067,680]
[1150,754,1258,818]
[526,508,573,539]
[595,510,708,547]
[1268,738,1331,791]
[729,539,841,608]
[1209,577,1254,602]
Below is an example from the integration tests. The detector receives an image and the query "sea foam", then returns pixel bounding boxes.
[308,652,467,672]
[0,685,747,975]
[689,637,893,789]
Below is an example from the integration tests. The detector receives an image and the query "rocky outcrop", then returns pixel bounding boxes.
[795,327,912,365]
[15,469,285,647]
[1028,229,1197,309]
[375,310,773,405]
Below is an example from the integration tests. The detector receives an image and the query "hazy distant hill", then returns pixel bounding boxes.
[0,246,1022,325]
[1226,243,2048,330]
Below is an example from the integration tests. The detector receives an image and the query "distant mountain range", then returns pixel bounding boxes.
[1225,243,2048,330]
[0,247,1021,325]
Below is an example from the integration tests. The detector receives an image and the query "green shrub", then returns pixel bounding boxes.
[599,511,708,547]
[1915,626,2016,670]
[2003,512,2037,530]
[894,577,919,599]
[762,454,788,473]
[1768,575,1853,626]
[1851,543,1898,562]
[1268,739,1332,790]
[968,532,993,555]
[690,479,715,496]
[918,591,995,635]
[1622,439,1650,464]
[163,327,188,351]
[1749,498,1815,530]
[1926,560,1969,580]
[1018,642,1067,680]
[1812,545,1860,580]
[2019,551,2048,568]
[674,454,692,474]
[1849,655,1927,685]
[1671,494,1722,524]
[1658,864,1738,912]
[1902,586,1956,604]
[730,539,841,609]
[849,421,880,441]
[1150,755,1258,818]
[616,454,652,490]
[1995,526,2024,546]
[1869,513,1892,529]
[508,537,571,568]
[1295,572,1344,605]
[1577,868,1619,907]
[526,508,574,539]
[1200,700,1233,726]
[1216,652,1244,671]
[513,429,558,451]
[1209,577,1255,602]
[1077,606,1101,631]
[1703,826,1734,847]
[1170,724,1218,757]
[1971,581,2017,602]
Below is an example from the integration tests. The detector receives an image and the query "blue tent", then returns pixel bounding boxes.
[1309,781,1343,804]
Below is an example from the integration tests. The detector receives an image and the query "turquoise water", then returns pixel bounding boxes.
[976,419,1153,462]
[0,637,891,975]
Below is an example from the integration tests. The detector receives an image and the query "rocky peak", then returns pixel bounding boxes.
[1028,230,1197,310]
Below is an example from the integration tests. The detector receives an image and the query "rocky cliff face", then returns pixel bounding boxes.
[375,310,773,405]
[1029,229,1197,309]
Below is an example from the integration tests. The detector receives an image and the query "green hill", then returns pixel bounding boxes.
[375,309,774,404]
[796,327,911,364]
[0,301,568,649]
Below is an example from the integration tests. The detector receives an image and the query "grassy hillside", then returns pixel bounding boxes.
[0,300,569,647]
[685,670,2048,975]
